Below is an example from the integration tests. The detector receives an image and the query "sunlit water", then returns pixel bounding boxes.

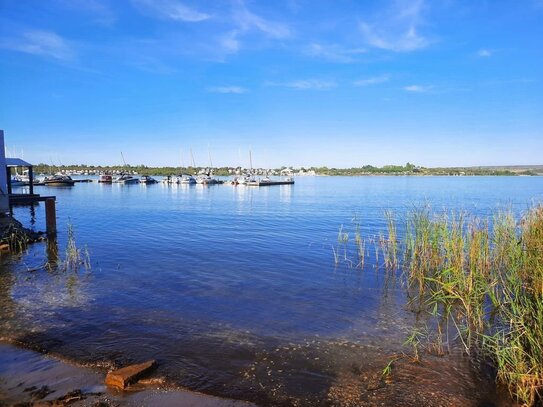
[1,176,542,405]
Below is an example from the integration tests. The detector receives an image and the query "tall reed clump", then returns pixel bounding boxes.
[398,205,543,406]
[63,223,91,272]
[383,210,398,270]
[482,206,543,406]
[335,206,542,405]
[354,220,366,269]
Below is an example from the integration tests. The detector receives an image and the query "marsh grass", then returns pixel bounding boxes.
[354,222,366,269]
[383,210,398,270]
[337,205,543,406]
[1,224,30,253]
[62,223,91,273]
[22,223,91,274]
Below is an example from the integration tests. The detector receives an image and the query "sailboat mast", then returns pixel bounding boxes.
[208,146,213,168]
[120,151,128,175]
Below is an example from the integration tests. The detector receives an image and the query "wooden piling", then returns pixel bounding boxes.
[45,198,57,236]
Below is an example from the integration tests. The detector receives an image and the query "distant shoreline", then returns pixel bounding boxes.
[22,163,543,177]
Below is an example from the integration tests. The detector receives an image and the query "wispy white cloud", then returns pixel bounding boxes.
[213,2,291,56]
[360,23,430,52]
[267,79,337,90]
[353,75,390,86]
[477,49,492,57]
[207,86,248,94]
[360,0,432,52]
[232,5,291,39]
[132,0,211,22]
[0,30,75,61]
[305,42,366,63]
[217,30,241,55]
[403,84,432,93]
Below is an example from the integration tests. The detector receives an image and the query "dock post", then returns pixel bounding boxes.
[45,198,57,236]
[28,166,34,195]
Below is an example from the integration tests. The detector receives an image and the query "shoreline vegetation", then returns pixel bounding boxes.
[0,214,45,253]
[29,163,543,177]
[335,204,543,406]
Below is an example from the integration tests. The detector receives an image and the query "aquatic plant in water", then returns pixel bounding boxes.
[63,223,91,272]
[32,223,91,274]
[336,205,543,406]
[1,224,30,253]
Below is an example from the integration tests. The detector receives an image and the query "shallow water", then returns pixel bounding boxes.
[1,176,542,405]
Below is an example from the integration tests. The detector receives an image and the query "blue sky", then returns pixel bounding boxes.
[1,0,542,168]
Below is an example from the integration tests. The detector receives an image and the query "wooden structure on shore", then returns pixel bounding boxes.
[5,158,35,195]
[1,130,57,235]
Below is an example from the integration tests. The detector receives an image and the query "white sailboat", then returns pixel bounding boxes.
[114,152,139,184]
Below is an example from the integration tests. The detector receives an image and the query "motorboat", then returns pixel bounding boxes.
[179,174,196,184]
[259,176,273,184]
[196,174,219,185]
[43,174,75,186]
[98,174,113,183]
[139,175,158,184]
[234,174,255,185]
[114,174,139,184]
[10,175,27,187]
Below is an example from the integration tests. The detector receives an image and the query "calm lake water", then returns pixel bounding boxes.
[1,176,542,405]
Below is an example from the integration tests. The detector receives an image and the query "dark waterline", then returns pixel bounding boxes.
[1,176,541,405]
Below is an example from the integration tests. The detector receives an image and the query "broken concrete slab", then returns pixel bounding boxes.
[105,360,157,389]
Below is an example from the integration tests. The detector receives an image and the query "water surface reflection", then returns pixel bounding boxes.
[2,176,541,405]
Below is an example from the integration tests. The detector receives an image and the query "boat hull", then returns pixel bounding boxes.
[117,179,139,184]
[44,181,75,186]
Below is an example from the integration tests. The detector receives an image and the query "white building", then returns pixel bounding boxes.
[0,130,9,213]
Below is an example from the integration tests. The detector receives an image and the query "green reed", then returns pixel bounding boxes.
[63,223,91,273]
[336,205,543,405]
[383,210,398,270]
[404,206,542,406]
[354,222,366,269]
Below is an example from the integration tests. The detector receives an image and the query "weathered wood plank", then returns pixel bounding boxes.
[105,360,157,389]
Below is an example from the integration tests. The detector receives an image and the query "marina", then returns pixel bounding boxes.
[8,174,295,188]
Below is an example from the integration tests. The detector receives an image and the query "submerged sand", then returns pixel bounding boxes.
[0,342,254,406]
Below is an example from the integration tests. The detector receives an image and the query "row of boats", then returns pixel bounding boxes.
[98,172,294,186]
[98,174,159,184]
[158,173,293,186]
[11,174,77,187]
[11,172,294,187]
[11,173,158,186]
[98,173,220,185]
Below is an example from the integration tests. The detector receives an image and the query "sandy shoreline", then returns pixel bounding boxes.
[0,342,255,406]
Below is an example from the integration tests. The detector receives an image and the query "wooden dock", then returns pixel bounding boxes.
[9,193,56,205]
